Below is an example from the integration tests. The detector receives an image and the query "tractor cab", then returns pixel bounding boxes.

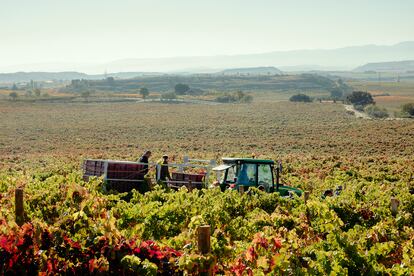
[212,158,302,196]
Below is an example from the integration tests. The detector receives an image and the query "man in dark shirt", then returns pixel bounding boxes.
[135,150,152,193]
[157,155,171,182]
[138,150,151,175]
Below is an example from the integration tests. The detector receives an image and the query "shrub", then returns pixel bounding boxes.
[215,94,236,103]
[353,105,365,112]
[346,110,355,116]
[214,91,253,103]
[186,88,204,96]
[401,103,414,116]
[161,92,177,100]
[289,94,312,102]
[34,89,41,97]
[364,105,389,118]
[347,91,374,106]
[236,91,253,103]
[239,95,253,103]
[81,91,90,99]
[9,92,18,100]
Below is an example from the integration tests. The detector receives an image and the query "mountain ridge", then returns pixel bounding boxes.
[1,41,413,74]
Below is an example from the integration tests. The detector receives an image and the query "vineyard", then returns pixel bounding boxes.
[0,100,414,274]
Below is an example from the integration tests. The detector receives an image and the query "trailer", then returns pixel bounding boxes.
[83,159,149,193]
[82,156,215,193]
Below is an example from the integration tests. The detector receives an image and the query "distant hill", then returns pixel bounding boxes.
[0,71,163,83]
[220,67,282,75]
[353,60,414,72]
[91,41,414,73]
[0,72,89,83]
[63,73,337,94]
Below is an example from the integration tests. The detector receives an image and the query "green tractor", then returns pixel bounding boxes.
[212,158,302,196]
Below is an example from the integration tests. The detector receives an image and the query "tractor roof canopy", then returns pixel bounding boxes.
[212,164,233,171]
[222,158,274,165]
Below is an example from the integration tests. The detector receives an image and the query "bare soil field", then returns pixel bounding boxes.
[1,101,413,169]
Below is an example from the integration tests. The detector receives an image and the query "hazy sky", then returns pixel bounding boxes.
[1,0,413,66]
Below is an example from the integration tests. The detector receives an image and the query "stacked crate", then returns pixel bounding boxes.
[82,159,106,181]
[106,162,147,193]
[168,172,205,190]
[82,159,148,193]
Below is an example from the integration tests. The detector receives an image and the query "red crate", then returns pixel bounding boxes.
[83,159,149,193]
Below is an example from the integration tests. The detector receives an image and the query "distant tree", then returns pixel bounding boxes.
[69,79,89,91]
[236,90,245,101]
[174,83,190,95]
[289,93,312,102]
[401,103,414,116]
[346,91,374,106]
[34,88,41,97]
[161,92,177,100]
[329,79,352,100]
[71,79,81,88]
[11,83,18,90]
[106,77,115,86]
[330,88,343,99]
[139,87,149,99]
[81,90,90,99]
[364,105,389,118]
[9,92,18,101]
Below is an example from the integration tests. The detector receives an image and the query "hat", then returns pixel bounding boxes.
[162,154,169,158]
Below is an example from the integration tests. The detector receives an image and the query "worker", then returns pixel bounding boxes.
[136,150,152,193]
[157,154,171,182]
[238,165,249,185]
[138,150,151,175]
